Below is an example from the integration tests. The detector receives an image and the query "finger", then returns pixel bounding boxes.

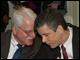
[57,57,60,59]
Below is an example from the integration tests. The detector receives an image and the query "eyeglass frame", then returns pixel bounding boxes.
[17,27,37,35]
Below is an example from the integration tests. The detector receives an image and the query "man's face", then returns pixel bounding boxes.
[37,24,63,48]
[14,16,36,46]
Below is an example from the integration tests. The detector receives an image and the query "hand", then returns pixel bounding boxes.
[57,57,60,59]
[47,3,58,10]
[3,15,9,25]
[1,58,3,59]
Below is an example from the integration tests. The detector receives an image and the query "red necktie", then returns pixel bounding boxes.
[61,45,68,59]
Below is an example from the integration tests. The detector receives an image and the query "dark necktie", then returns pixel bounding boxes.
[12,44,22,59]
[61,45,68,59]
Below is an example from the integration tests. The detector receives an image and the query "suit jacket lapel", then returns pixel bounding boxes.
[1,41,11,59]
[21,45,32,59]
[24,36,42,59]
[45,45,61,59]
[72,27,79,59]
[1,31,12,59]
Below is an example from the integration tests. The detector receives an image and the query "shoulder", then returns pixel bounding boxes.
[1,30,12,45]
[35,43,60,59]
[67,23,79,38]
[1,30,12,38]
[34,43,48,59]
[67,23,79,35]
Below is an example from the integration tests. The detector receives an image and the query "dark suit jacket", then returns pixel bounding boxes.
[33,23,79,59]
[62,24,79,59]
[34,44,61,59]
[69,24,79,59]
[1,30,60,59]
[1,30,42,59]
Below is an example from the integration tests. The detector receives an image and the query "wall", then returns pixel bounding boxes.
[64,1,79,27]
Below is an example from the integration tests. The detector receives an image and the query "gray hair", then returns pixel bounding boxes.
[11,6,37,28]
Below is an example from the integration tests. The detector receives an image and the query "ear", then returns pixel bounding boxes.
[57,25,64,33]
[12,26,18,35]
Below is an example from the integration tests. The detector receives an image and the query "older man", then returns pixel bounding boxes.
[1,6,38,59]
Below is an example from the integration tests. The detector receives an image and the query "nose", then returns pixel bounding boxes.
[42,37,47,43]
[31,31,36,37]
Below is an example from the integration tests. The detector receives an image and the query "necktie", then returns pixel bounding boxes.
[12,44,22,59]
[61,45,68,59]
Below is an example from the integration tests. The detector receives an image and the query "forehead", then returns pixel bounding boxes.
[21,15,34,30]
[23,14,34,24]
[37,24,53,33]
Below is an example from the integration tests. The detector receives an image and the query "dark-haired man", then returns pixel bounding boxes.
[34,7,79,59]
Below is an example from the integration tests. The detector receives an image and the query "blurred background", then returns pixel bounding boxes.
[3,1,79,32]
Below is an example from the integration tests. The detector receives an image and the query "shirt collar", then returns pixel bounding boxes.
[11,32,18,47]
[63,26,72,48]
[11,32,25,47]
[59,26,73,48]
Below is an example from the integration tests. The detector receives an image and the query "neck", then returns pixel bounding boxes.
[61,28,70,45]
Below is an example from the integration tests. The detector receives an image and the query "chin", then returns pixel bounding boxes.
[51,45,58,49]
[50,46,54,48]
[26,42,33,46]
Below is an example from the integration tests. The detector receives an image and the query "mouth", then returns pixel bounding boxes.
[26,37,34,40]
[26,39,33,41]
[47,43,51,46]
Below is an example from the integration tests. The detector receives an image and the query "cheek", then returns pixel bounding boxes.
[48,34,59,43]
[18,30,28,36]
[48,34,56,40]
[16,31,27,40]
[51,34,62,44]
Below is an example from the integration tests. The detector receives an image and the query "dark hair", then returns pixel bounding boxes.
[34,7,67,32]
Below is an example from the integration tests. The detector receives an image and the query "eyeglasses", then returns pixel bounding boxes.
[18,27,37,35]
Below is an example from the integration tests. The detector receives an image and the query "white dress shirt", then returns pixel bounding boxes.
[7,32,19,59]
[59,26,73,59]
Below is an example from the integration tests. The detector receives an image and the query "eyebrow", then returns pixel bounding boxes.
[42,33,50,35]
[25,30,33,33]
[25,30,33,32]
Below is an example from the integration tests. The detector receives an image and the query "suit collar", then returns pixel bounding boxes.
[24,36,42,59]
